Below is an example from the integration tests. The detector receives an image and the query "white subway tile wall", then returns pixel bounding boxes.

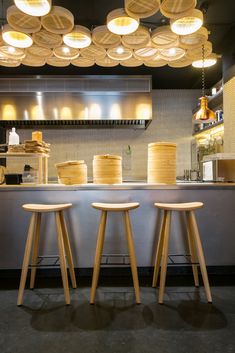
[6,89,199,180]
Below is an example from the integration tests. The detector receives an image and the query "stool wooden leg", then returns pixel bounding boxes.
[123,211,141,304]
[30,213,41,289]
[186,212,199,287]
[55,212,70,305]
[159,211,171,304]
[90,211,107,304]
[59,211,77,289]
[152,210,167,288]
[188,211,212,303]
[17,212,37,306]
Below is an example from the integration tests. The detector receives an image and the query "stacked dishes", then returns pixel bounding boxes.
[147,142,176,184]
[55,160,88,185]
[93,154,122,184]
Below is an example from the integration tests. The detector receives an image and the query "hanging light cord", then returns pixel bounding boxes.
[202,44,205,97]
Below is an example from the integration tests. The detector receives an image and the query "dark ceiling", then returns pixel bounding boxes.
[0,0,235,88]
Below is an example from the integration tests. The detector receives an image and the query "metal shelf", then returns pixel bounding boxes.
[193,120,224,136]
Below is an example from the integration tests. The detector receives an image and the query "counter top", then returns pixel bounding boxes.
[1,182,235,191]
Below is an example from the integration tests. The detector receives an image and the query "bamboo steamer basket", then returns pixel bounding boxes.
[148,142,176,184]
[93,154,122,184]
[71,57,95,67]
[121,57,143,67]
[179,27,208,49]
[125,0,160,19]
[187,40,212,60]
[92,25,121,49]
[55,160,88,185]
[121,25,150,49]
[7,5,41,34]
[159,0,196,19]
[46,55,70,67]
[41,6,74,35]
[107,46,132,61]
[96,56,119,67]
[22,54,46,67]
[26,44,52,58]
[151,25,179,49]
[80,44,106,60]
[32,29,62,49]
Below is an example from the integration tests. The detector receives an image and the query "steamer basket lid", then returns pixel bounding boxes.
[148,142,177,148]
[93,154,122,160]
[55,160,85,167]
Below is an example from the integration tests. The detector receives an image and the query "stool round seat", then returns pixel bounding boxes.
[154,202,203,211]
[92,202,140,211]
[17,202,76,306]
[22,203,72,213]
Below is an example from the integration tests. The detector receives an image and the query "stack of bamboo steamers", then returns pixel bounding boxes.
[55,142,176,185]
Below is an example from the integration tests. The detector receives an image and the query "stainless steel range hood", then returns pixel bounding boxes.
[0,76,152,129]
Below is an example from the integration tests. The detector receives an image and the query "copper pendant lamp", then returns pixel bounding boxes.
[193,44,216,124]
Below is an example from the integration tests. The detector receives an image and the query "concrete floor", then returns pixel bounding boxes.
[0,280,234,353]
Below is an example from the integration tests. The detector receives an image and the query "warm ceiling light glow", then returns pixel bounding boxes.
[116,46,124,55]
[192,54,217,68]
[63,25,91,49]
[107,8,139,35]
[8,46,16,54]
[14,0,51,17]
[2,24,33,48]
[62,46,70,54]
[160,47,185,61]
[171,9,203,35]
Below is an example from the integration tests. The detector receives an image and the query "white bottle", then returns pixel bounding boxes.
[9,127,20,145]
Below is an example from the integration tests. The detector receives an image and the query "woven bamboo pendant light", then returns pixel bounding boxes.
[168,56,192,67]
[134,45,158,59]
[96,56,119,67]
[159,47,186,61]
[2,24,33,48]
[160,0,196,19]
[41,6,74,35]
[80,44,106,60]
[71,57,95,67]
[33,29,62,48]
[121,57,143,67]
[47,55,70,67]
[63,25,91,49]
[7,5,41,34]
[179,27,208,49]
[171,9,203,35]
[121,25,150,49]
[144,56,167,67]
[92,25,121,49]
[53,45,79,60]
[0,58,21,67]
[192,53,217,68]
[26,44,52,58]
[0,45,25,60]
[107,46,132,61]
[14,0,51,17]
[22,54,46,66]
[107,8,139,35]
[151,25,179,49]
[187,40,212,60]
[125,0,160,19]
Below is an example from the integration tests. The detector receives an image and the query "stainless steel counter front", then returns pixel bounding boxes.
[0,183,235,269]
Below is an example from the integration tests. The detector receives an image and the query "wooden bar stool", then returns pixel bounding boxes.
[90,202,141,304]
[152,202,212,304]
[17,203,77,306]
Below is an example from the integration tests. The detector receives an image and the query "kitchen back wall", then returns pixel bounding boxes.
[7,89,200,180]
